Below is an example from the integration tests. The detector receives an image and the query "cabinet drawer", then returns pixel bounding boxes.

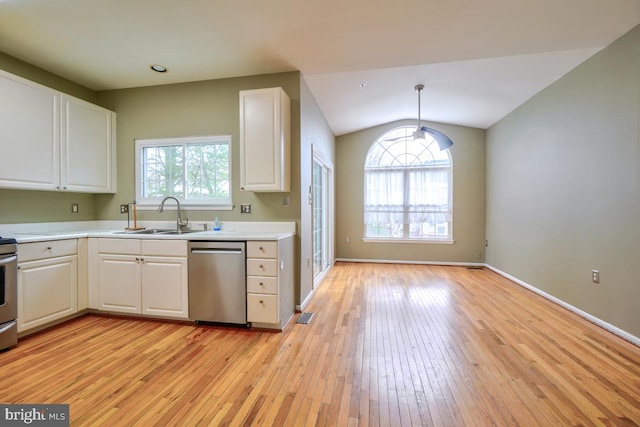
[247,259,278,276]
[19,239,77,262]
[141,239,187,257]
[247,294,279,324]
[247,276,278,294]
[98,238,141,254]
[247,241,277,258]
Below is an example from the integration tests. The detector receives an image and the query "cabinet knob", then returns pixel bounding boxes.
[46,246,52,250]
[259,300,264,304]
[259,246,264,251]
[259,282,264,286]
[259,264,264,269]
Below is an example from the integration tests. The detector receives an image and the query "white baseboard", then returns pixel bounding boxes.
[296,289,315,312]
[335,257,485,267]
[485,264,640,347]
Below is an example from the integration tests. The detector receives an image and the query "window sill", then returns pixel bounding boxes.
[362,238,455,245]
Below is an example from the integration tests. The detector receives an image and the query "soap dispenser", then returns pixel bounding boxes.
[213,217,221,231]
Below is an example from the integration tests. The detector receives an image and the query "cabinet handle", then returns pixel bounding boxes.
[46,247,52,250]
[259,300,264,304]
[259,246,264,251]
[140,258,144,263]
[259,282,264,286]
[259,264,264,269]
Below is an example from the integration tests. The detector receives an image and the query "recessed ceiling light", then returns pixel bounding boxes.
[359,83,366,88]
[150,64,168,73]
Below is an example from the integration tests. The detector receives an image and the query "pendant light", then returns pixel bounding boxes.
[412,84,453,151]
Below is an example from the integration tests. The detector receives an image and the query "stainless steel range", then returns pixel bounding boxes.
[0,237,17,351]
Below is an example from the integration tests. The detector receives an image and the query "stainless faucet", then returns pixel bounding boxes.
[157,196,189,231]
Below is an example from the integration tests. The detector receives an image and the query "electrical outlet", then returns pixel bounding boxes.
[240,203,251,214]
[592,270,600,284]
[71,203,79,214]
[120,204,129,214]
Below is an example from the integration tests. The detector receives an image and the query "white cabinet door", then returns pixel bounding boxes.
[239,87,291,192]
[141,256,188,319]
[97,254,141,314]
[17,255,78,333]
[60,95,116,193]
[0,70,60,191]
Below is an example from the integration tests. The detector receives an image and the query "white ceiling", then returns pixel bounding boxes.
[1,0,639,135]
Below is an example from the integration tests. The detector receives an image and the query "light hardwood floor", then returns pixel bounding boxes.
[1,263,639,426]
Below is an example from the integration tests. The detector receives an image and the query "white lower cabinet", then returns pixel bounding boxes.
[246,237,294,329]
[94,238,188,319]
[17,240,78,333]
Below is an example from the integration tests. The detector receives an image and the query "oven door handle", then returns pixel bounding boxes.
[0,255,17,266]
[0,321,15,334]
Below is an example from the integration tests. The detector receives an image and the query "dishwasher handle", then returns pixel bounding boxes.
[190,248,244,255]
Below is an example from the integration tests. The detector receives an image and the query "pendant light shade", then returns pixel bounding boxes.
[413,84,453,151]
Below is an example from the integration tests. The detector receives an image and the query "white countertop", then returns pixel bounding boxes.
[2,221,296,243]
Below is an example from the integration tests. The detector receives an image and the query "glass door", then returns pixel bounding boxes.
[312,157,332,285]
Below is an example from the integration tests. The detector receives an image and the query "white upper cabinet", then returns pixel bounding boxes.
[61,94,116,193]
[0,69,116,193]
[239,87,291,192]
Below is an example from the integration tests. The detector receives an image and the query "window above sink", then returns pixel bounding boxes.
[134,135,233,211]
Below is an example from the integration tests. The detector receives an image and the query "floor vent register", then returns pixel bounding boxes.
[296,312,314,324]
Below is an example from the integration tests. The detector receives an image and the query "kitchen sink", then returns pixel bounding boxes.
[115,229,201,235]
[161,230,202,235]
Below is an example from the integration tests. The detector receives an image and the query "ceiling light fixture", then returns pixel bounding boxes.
[150,64,168,73]
[412,84,453,151]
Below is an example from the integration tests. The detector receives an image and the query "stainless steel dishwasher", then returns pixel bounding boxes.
[188,241,247,326]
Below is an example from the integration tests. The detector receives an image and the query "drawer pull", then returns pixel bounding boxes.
[259,246,264,251]
[259,264,264,269]
[259,282,264,286]
[259,300,264,304]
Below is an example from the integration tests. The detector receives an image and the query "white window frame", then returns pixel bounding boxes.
[363,126,453,243]
[134,135,232,210]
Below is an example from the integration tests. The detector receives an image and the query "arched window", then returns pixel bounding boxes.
[364,126,452,241]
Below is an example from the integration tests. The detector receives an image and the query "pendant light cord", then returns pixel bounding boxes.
[415,84,424,131]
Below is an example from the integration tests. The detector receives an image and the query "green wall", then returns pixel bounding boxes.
[486,25,640,337]
[299,76,336,305]
[335,119,486,263]
[0,52,97,103]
